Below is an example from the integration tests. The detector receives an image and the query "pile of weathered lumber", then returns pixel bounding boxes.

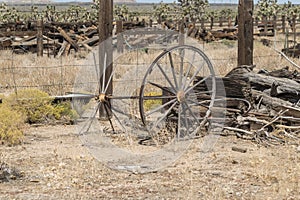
[281,43,300,58]
[187,24,238,42]
[0,20,145,56]
[197,65,300,145]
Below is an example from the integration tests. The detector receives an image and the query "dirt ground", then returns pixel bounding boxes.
[0,124,299,199]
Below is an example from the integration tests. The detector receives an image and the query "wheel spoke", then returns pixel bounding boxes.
[145,98,177,117]
[79,102,101,134]
[179,49,184,89]
[93,52,100,87]
[177,104,182,139]
[186,98,209,108]
[101,52,107,93]
[181,51,196,90]
[156,63,177,92]
[103,65,118,94]
[183,60,206,91]
[185,75,211,94]
[183,101,201,126]
[168,52,179,90]
[148,81,176,94]
[103,102,115,133]
[149,101,178,132]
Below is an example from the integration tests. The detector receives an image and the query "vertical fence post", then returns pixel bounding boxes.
[219,16,223,27]
[201,18,205,29]
[37,19,43,57]
[228,17,232,27]
[292,15,296,43]
[238,0,253,66]
[263,16,267,36]
[179,19,185,45]
[282,15,286,34]
[98,0,113,119]
[116,20,124,53]
[272,15,277,33]
[254,17,258,27]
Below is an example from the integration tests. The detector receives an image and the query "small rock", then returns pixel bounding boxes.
[232,146,247,153]
[0,162,23,182]
[232,160,239,164]
[297,146,300,153]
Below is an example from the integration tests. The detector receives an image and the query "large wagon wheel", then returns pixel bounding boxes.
[139,45,216,144]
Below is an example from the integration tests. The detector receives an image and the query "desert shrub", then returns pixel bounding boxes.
[7,89,55,124]
[52,101,79,124]
[7,89,78,124]
[0,104,25,145]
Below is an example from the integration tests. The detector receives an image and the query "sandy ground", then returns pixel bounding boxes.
[0,124,299,199]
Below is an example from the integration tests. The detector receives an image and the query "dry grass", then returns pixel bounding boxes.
[199,35,300,76]
[1,33,299,97]
[0,51,79,96]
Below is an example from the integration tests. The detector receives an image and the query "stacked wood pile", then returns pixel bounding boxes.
[187,24,238,42]
[197,65,300,145]
[281,43,300,58]
[0,20,145,56]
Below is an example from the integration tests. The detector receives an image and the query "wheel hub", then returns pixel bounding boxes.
[177,90,185,103]
[97,93,106,102]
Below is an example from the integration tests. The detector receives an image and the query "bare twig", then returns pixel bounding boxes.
[223,127,253,135]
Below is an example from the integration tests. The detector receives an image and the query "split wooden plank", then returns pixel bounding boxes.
[57,27,79,51]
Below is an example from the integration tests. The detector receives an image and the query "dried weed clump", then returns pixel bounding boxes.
[0,103,25,145]
[7,89,78,125]
[0,89,79,145]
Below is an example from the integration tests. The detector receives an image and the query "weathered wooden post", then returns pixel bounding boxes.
[37,19,43,57]
[116,20,124,53]
[149,19,153,27]
[292,15,296,42]
[238,0,253,66]
[210,16,214,30]
[263,16,268,36]
[98,0,113,119]
[179,19,185,45]
[219,16,223,27]
[282,15,286,34]
[201,18,205,29]
[272,15,277,33]
[228,17,232,27]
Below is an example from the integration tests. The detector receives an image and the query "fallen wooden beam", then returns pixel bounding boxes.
[57,27,79,51]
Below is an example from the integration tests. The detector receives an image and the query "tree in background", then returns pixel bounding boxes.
[153,1,173,24]
[114,4,130,21]
[256,0,279,19]
[177,0,209,23]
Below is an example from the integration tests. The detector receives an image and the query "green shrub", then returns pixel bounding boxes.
[7,89,78,124]
[0,104,25,145]
[7,89,55,124]
[52,101,79,124]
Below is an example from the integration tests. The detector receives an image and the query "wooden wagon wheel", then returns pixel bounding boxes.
[139,45,216,144]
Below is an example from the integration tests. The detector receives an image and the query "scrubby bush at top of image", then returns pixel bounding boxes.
[6,89,78,125]
[0,102,25,145]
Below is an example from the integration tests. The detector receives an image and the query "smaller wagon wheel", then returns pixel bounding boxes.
[139,45,216,144]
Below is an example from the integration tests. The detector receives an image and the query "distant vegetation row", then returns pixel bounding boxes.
[0,0,299,24]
